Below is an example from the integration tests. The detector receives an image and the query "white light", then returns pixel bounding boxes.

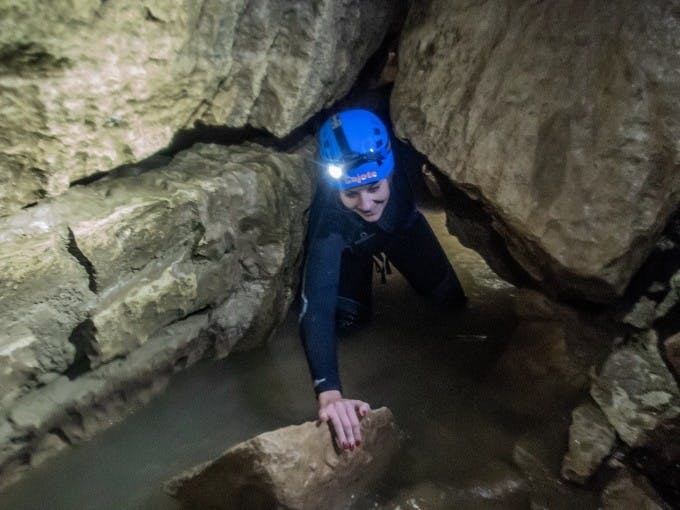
[327,164,343,179]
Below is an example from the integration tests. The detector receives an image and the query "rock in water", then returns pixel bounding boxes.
[561,401,617,483]
[164,407,399,510]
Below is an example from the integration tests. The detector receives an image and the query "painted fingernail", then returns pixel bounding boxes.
[356,440,361,447]
[343,442,349,449]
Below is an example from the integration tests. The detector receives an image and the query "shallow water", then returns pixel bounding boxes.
[0,212,601,509]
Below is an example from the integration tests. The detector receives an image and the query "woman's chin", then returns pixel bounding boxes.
[358,211,382,222]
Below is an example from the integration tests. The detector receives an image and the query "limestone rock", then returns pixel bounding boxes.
[0,142,311,406]
[590,330,680,447]
[0,142,312,489]
[0,223,95,410]
[392,0,680,302]
[165,407,399,510]
[0,0,396,215]
[561,401,617,483]
[601,468,672,510]
[665,332,680,378]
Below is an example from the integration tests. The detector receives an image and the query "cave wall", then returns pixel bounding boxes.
[0,0,394,216]
[1,0,679,501]
[391,0,680,303]
[390,1,680,502]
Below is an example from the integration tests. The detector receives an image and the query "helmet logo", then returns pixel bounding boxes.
[343,170,378,186]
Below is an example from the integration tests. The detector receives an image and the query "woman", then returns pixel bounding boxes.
[299,108,466,450]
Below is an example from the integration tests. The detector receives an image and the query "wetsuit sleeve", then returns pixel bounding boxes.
[299,231,345,395]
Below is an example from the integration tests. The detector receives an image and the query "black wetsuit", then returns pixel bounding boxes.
[299,167,466,395]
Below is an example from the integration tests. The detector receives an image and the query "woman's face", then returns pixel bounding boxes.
[338,178,390,222]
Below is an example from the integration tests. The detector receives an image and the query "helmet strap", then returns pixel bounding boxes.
[330,114,352,157]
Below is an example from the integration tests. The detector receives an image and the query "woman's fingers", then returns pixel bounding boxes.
[319,397,371,451]
[355,401,370,418]
[347,403,362,445]
[326,407,348,448]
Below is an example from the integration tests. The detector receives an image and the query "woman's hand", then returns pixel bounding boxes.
[318,390,370,450]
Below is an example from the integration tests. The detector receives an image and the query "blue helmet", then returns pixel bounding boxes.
[318,109,394,190]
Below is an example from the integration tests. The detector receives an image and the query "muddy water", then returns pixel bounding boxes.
[0,212,601,509]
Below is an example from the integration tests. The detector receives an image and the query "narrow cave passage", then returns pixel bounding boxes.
[0,211,604,510]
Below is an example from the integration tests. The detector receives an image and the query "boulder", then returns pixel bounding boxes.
[165,407,399,510]
[392,0,680,302]
[590,330,680,447]
[0,143,311,403]
[0,142,312,489]
[561,400,617,483]
[0,0,396,215]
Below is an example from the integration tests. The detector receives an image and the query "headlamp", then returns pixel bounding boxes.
[327,164,343,179]
[325,149,386,181]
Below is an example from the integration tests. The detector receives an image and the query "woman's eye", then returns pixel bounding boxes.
[343,192,358,199]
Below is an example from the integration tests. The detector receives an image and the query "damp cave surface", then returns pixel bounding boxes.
[0,212,601,510]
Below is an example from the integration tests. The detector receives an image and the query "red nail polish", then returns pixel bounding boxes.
[356,440,361,446]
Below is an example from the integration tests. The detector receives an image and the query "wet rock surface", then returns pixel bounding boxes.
[165,407,399,510]
[391,0,680,302]
[561,400,617,483]
[590,331,680,448]
[587,330,680,504]
[0,0,396,215]
[0,142,312,489]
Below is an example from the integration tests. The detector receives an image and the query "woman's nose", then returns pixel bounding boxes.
[358,193,372,210]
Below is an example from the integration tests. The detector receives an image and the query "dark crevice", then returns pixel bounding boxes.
[182,305,212,321]
[144,7,163,23]
[0,42,71,76]
[64,4,407,191]
[48,427,72,446]
[66,227,98,293]
[65,319,97,380]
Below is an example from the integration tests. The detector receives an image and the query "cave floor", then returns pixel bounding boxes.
[0,212,602,509]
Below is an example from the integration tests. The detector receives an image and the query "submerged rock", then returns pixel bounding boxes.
[601,468,672,510]
[392,0,680,302]
[485,288,612,417]
[164,407,399,510]
[561,400,617,483]
[379,467,529,510]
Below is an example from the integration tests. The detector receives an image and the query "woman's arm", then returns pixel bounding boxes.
[299,232,370,449]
